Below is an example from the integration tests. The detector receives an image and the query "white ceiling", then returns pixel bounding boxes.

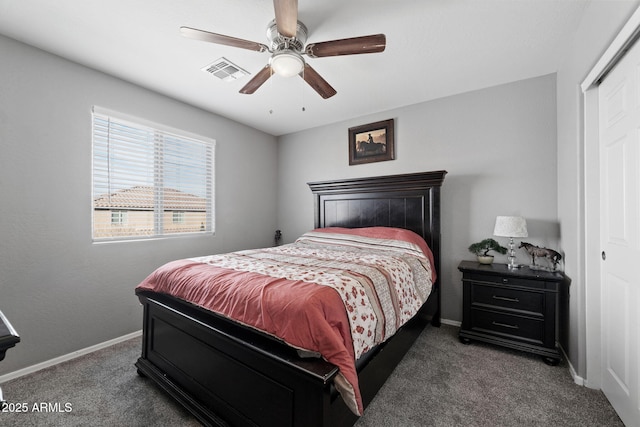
[0,0,590,136]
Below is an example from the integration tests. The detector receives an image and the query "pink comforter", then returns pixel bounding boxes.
[136,227,435,415]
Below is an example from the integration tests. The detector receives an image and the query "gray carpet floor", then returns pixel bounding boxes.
[0,324,622,426]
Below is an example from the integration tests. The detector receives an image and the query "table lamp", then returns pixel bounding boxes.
[493,216,528,269]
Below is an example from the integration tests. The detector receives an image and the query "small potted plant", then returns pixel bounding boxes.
[468,238,507,265]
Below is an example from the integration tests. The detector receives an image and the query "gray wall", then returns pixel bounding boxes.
[556,0,640,380]
[0,35,278,375]
[277,74,558,325]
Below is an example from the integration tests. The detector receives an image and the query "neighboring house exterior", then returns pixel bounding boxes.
[93,186,207,238]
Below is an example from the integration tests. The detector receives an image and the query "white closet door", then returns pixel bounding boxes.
[598,34,640,427]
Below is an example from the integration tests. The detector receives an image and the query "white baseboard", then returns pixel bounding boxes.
[441,318,461,327]
[0,330,142,384]
[560,345,585,386]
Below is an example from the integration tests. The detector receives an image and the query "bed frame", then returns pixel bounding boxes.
[135,170,446,427]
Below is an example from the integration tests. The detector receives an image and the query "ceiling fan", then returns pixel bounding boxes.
[180,0,386,99]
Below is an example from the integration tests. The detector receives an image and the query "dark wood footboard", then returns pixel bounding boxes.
[136,291,341,426]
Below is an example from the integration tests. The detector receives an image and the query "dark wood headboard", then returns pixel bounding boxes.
[307,170,447,280]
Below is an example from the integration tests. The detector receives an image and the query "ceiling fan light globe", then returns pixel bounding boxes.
[270,50,304,77]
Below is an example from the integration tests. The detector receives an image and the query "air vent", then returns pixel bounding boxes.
[201,57,249,82]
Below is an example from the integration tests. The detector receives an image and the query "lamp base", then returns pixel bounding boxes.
[506,238,522,270]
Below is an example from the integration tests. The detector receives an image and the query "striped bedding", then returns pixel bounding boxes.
[136,227,435,416]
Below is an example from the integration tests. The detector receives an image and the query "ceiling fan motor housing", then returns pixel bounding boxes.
[266,19,308,52]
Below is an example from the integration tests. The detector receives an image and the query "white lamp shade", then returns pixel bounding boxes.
[270,50,304,77]
[493,216,528,238]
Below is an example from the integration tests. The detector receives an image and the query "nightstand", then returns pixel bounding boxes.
[458,261,566,365]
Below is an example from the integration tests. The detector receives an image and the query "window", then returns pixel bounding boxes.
[111,210,128,226]
[92,107,215,241]
[172,211,185,224]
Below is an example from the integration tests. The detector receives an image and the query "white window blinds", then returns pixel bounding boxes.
[92,107,215,241]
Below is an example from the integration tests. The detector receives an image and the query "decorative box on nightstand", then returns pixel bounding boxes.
[458,260,566,365]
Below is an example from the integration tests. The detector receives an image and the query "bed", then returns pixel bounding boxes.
[135,170,446,427]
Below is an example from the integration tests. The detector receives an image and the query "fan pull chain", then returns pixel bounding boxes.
[269,66,274,115]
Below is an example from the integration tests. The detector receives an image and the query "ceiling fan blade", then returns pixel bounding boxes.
[300,64,336,99]
[305,34,386,58]
[239,65,273,94]
[273,0,298,38]
[180,26,268,52]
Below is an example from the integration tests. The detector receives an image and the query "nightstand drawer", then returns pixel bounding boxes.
[471,309,544,344]
[468,273,549,290]
[470,283,544,315]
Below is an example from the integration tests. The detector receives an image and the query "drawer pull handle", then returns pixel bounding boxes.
[492,295,519,303]
[492,321,519,330]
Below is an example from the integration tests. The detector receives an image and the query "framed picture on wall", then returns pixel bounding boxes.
[348,119,395,165]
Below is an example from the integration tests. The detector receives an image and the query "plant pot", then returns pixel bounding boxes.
[477,255,494,265]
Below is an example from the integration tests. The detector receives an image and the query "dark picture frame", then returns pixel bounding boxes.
[348,119,395,165]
